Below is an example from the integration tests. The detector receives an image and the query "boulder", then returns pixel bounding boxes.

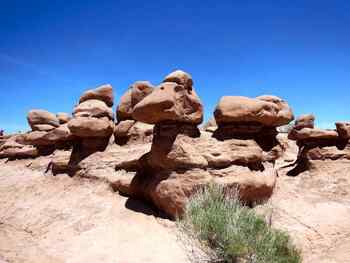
[133,82,203,125]
[27,109,60,129]
[56,112,71,124]
[289,128,338,141]
[336,122,350,139]
[214,96,292,127]
[68,117,114,138]
[294,114,315,130]
[163,70,193,89]
[79,84,114,107]
[117,81,154,121]
[73,99,113,120]
[256,95,294,126]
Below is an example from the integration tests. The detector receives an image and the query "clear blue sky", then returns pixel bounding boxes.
[1,0,349,133]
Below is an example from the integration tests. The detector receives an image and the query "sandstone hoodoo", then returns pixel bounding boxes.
[79,84,114,107]
[27,109,60,132]
[68,85,115,155]
[114,81,154,145]
[115,70,287,218]
[287,115,350,176]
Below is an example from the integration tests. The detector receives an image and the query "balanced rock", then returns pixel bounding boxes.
[294,114,315,130]
[27,109,60,131]
[115,70,276,218]
[163,70,193,89]
[79,84,114,107]
[74,99,113,120]
[133,82,203,125]
[117,81,154,121]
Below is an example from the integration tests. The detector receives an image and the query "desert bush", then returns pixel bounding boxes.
[177,184,301,263]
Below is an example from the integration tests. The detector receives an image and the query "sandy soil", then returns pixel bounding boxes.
[0,161,188,263]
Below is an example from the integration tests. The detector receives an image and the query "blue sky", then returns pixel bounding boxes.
[0,0,349,133]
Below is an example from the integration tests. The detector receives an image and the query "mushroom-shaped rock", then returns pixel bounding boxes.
[288,128,339,141]
[214,96,292,127]
[68,117,114,138]
[117,81,154,121]
[79,84,114,107]
[56,112,71,124]
[27,109,60,131]
[133,82,203,125]
[294,114,315,130]
[163,70,193,89]
[73,99,113,120]
[336,122,350,139]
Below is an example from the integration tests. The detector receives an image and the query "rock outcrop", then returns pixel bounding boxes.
[114,81,154,145]
[115,71,290,218]
[287,115,350,176]
[68,85,115,156]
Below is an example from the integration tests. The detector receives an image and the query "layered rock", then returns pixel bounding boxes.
[0,134,38,159]
[67,85,115,164]
[27,109,60,131]
[287,115,350,176]
[115,71,282,218]
[115,81,154,145]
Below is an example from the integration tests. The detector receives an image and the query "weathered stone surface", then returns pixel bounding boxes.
[116,166,277,218]
[289,128,338,141]
[73,99,113,120]
[115,121,153,145]
[336,122,350,139]
[24,131,48,146]
[68,117,114,138]
[114,120,136,138]
[133,82,203,125]
[79,84,114,107]
[0,146,38,159]
[214,96,292,127]
[201,118,217,132]
[26,124,74,146]
[117,81,154,121]
[307,145,350,160]
[163,70,193,89]
[27,109,60,130]
[56,112,71,124]
[294,114,315,130]
[31,124,56,132]
[256,95,294,126]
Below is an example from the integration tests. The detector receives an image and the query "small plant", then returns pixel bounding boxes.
[177,184,301,263]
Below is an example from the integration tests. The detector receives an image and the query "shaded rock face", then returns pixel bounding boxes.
[287,116,350,176]
[115,71,281,218]
[115,81,154,145]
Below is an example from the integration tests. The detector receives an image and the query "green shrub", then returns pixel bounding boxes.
[177,184,302,263]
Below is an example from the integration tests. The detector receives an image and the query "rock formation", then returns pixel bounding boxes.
[287,114,350,176]
[114,81,154,145]
[115,70,292,218]
[66,84,115,165]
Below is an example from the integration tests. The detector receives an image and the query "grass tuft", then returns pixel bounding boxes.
[177,184,302,263]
